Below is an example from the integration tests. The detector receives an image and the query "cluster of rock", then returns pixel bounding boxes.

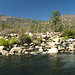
[0,32,75,56]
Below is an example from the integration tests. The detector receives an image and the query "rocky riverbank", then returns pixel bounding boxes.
[0,32,75,56]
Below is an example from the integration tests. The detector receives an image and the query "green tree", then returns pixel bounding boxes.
[29,16,34,32]
[37,23,42,33]
[50,10,63,32]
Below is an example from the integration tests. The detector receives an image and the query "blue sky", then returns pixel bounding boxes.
[0,0,75,21]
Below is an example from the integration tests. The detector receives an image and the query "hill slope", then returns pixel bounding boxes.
[0,15,75,26]
[0,15,75,33]
[60,15,75,28]
[0,15,45,26]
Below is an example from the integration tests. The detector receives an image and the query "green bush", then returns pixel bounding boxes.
[19,35,32,44]
[0,38,9,46]
[0,38,19,46]
[62,30,75,38]
[62,36,69,41]
[8,38,18,46]
[35,38,42,44]
[24,35,32,44]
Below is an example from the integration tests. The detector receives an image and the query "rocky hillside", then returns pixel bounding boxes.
[0,15,75,26]
[0,15,75,32]
[0,15,45,26]
[60,15,75,27]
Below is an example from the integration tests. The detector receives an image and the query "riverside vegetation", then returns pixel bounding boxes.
[0,10,75,56]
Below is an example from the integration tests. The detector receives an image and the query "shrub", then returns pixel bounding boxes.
[8,38,18,46]
[19,35,32,44]
[62,36,69,41]
[0,38,8,46]
[62,30,75,38]
[35,38,42,44]
[24,35,32,44]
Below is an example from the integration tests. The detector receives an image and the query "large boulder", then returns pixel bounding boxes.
[68,48,75,53]
[35,46,40,49]
[45,45,51,49]
[29,46,34,51]
[18,50,22,54]
[53,38,60,42]
[53,38,64,43]
[6,53,13,56]
[49,42,56,47]
[63,42,67,48]
[29,32,33,37]
[8,52,14,55]
[47,48,58,54]
[42,39,46,42]
[0,46,4,50]
[0,50,8,55]
[30,42,35,46]
[24,43,29,47]
[41,35,47,38]
[25,51,29,54]
[69,44,75,48]
[68,38,75,42]
[41,42,46,46]
[22,49,26,53]
[10,47,22,54]
[38,47,43,52]
[58,46,65,53]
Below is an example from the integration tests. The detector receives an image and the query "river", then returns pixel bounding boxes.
[0,53,75,75]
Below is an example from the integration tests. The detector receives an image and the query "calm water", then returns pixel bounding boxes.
[0,54,75,75]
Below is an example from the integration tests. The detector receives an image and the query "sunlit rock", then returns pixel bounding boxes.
[0,46,4,50]
[25,51,29,54]
[29,46,34,51]
[0,50,8,55]
[35,46,40,49]
[47,47,58,54]
[38,47,43,52]
[22,49,26,53]
[24,43,28,47]
[10,47,22,54]
[41,42,46,46]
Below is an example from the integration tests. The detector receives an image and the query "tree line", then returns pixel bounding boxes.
[0,10,75,35]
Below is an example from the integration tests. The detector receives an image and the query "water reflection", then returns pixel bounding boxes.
[0,54,75,75]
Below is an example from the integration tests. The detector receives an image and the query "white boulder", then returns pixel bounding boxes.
[38,47,43,52]
[47,48,58,54]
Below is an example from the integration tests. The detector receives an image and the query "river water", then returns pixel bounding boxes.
[0,53,75,75]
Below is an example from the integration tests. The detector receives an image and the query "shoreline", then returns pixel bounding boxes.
[0,32,75,56]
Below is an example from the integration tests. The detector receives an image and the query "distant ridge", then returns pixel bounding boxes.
[0,15,45,26]
[0,15,75,29]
